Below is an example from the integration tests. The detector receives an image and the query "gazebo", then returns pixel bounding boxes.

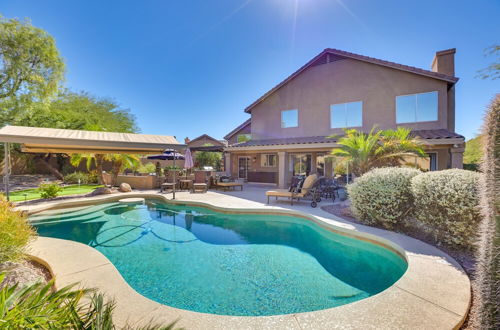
[0,125,186,200]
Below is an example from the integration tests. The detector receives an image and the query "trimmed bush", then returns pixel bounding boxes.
[0,196,35,263]
[39,183,62,199]
[411,169,481,249]
[347,167,421,229]
[63,171,98,184]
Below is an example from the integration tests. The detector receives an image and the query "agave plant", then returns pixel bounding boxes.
[330,127,426,176]
[0,273,180,329]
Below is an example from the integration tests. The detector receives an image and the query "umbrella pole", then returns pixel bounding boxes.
[172,151,176,200]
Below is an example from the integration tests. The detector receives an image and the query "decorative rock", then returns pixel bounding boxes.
[118,183,132,192]
[88,187,113,196]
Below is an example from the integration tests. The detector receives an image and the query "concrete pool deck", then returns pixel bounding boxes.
[19,185,470,329]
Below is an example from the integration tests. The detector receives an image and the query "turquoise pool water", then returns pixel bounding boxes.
[30,199,407,316]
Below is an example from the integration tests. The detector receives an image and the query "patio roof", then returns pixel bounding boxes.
[0,125,185,154]
[225,129,464,150]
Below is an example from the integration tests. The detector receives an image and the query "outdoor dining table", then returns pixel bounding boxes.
[179,179,193,191]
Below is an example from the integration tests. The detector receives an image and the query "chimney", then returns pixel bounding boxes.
[431,48,456,76]
[184,137,190,144]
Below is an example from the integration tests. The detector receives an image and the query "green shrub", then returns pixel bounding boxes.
[347,167,421,229]
[39,183,62,199]
[64,171,98,184]
[411,169,481,249]
[0,274,178,329]
[0,196,35,263]
[136,163,156,174]
[463,163,480,172]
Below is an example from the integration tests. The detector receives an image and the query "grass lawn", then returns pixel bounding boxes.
[8,184,103,202]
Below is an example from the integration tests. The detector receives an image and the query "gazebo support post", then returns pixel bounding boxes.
[4,142,10,201]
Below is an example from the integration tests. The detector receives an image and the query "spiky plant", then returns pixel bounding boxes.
[330,127,426,176]
[0,274,180,329]
[470,93,500,329]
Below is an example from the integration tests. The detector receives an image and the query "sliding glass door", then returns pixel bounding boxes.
[289,154,312,176]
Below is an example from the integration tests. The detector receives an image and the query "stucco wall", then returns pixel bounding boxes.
[188,136,224,148]
[250,59,451,140]
[227,123,252,145]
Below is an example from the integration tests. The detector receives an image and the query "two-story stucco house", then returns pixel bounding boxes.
[224,48,465,188]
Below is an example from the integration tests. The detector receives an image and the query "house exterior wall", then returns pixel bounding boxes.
[226,123,252,145]
[250,58,451,140]
[187,136,224,148]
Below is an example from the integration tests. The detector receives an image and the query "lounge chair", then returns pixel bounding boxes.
[265,174,318,205]
[214,176,243,191]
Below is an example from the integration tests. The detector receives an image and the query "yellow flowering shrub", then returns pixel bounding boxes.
[0,195,35,263]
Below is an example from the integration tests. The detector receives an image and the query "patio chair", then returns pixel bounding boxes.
[265,174,319,205]
[160,172,179,193]
[192,171,208,193]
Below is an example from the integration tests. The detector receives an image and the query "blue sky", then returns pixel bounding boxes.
[2,0,499,141]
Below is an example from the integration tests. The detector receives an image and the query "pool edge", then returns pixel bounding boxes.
[21,192,470,329]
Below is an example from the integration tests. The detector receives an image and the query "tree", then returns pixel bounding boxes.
[194,144,222,170]
[109,154,140,185]
[330,127,426,176]
[70,153,139,185]
[477,45,500,80]
[0,16,64,100]
[1,90,137,132]
[464,135,482,165]
[0,90,138,180]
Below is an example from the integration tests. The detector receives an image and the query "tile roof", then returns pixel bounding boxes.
[245,48,459,113]
[411,129,464,140]
[228,135,339,147]
[227,129,464,148]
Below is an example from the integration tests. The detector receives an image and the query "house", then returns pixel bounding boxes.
[142,134,226,169]
[224,48,465,188]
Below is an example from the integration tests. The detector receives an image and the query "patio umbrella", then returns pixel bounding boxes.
[184,148,194,178]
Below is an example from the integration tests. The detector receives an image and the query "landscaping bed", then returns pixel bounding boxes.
[0,259,51,289]
[8,184,103,202]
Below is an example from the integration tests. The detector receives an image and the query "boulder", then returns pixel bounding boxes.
[88,187,113,196]
[119,183,132,192]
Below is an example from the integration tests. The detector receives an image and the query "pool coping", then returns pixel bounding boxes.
[21,192,471,329]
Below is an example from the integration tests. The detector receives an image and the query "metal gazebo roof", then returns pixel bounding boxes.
[0,125,185,154]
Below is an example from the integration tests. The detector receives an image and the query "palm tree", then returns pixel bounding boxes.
[69,153,107,184]
[69,153,139,185]
[109,154,140,186]
[330,127,426,176]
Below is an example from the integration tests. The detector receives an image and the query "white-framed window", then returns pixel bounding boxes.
[261,154,277,167]
[237,134,251,143]
[396,91,438,123]
[330,101,363,128]
[281,109,298,128]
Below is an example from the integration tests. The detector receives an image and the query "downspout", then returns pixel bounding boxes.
[3,142,10,201]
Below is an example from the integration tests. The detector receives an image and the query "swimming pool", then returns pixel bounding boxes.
[30,199,407,316]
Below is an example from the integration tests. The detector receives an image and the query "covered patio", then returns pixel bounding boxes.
[0,125,185,200]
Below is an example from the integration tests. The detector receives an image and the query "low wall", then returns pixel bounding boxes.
[116,175,157,189]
